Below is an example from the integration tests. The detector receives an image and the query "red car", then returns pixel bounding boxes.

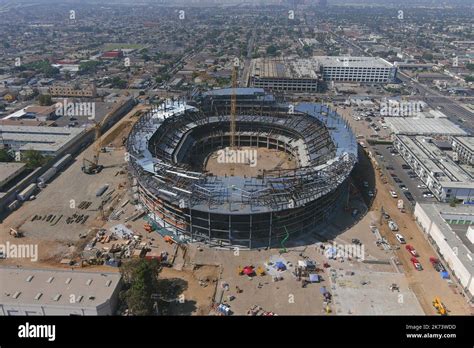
[405,245,418,257]
[410,257,423,271]
[429,257,445,272]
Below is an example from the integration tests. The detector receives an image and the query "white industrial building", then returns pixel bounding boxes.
[315,56,397,83]
[0,267,122,316]
[451,136,474,165]
[386,116,467,136]
[394,135,474,203]
[249,58,320,92]
[414,203,474,302]
[0,125,85,156]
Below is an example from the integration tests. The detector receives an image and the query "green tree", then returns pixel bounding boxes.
[120,259,161,316]
[266,45,279,56]
[465,75,474,83]
[22,150,47,168]
[110,77,127,89]
[38,94,53,106]
[422,52,433,61]
[79,61,102,75]
[0,149,14,162]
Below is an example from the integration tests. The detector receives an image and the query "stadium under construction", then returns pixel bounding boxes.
[126,88,357,248]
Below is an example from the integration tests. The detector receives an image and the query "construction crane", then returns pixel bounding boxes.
[82,102,124,174]
[230,63,238,149]
[81,122,106,174]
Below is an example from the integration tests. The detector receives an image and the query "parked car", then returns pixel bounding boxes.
[394,178,402,183]
[417,184,427,189]
[423,192,434,198]
[388,220,399,231]
[405,245,418,257]
[402,164,410,169]
[410,257,423,271]
[395,233,406,244]
[429,257,446,272]
[390,190,398,198]
[399,184,408,191]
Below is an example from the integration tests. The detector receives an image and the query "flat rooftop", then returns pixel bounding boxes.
[0,125,85,153]
[387,117,467,136]
[251,58,319,79]
[397,135,474,187]
[418,203,474,272]
[0,267,121,309]
[453,136,474,152]
[314,56,393,69]
[0,162,26,186]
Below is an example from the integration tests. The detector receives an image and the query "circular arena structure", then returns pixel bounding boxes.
[127,88,357,249]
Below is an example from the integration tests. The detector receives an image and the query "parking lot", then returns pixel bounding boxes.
[371,144,437,205]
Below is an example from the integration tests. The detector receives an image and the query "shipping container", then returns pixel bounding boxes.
[18,183,37,201]
[8,200,20,211]
[52,154,72,171]
[38,168,57,188]
[96,184,109,197]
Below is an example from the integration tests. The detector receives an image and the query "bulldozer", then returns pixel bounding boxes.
[432,297,447,315]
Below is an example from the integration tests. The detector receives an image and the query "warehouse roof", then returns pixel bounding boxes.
[0,125,85,153]
[452,136,474,152]
[315,56,393,68]
[417,203,474,270]
[387,117,467,136]
[396,135,474,187]
[0,267,121,309]
[0,162,26,187]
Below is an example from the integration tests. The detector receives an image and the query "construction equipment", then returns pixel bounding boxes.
[164,235,175,244]
[9,228,23,238]
[81,104,118,174]
[432,297,447,315]
[144,223,154,233]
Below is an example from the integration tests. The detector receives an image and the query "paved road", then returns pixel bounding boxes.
[240,28,256,87]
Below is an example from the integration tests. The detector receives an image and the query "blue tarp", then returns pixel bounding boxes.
[309,274,320,283]
[320,286,327,294]
[275,261,286,271]
[441,271,449,279]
